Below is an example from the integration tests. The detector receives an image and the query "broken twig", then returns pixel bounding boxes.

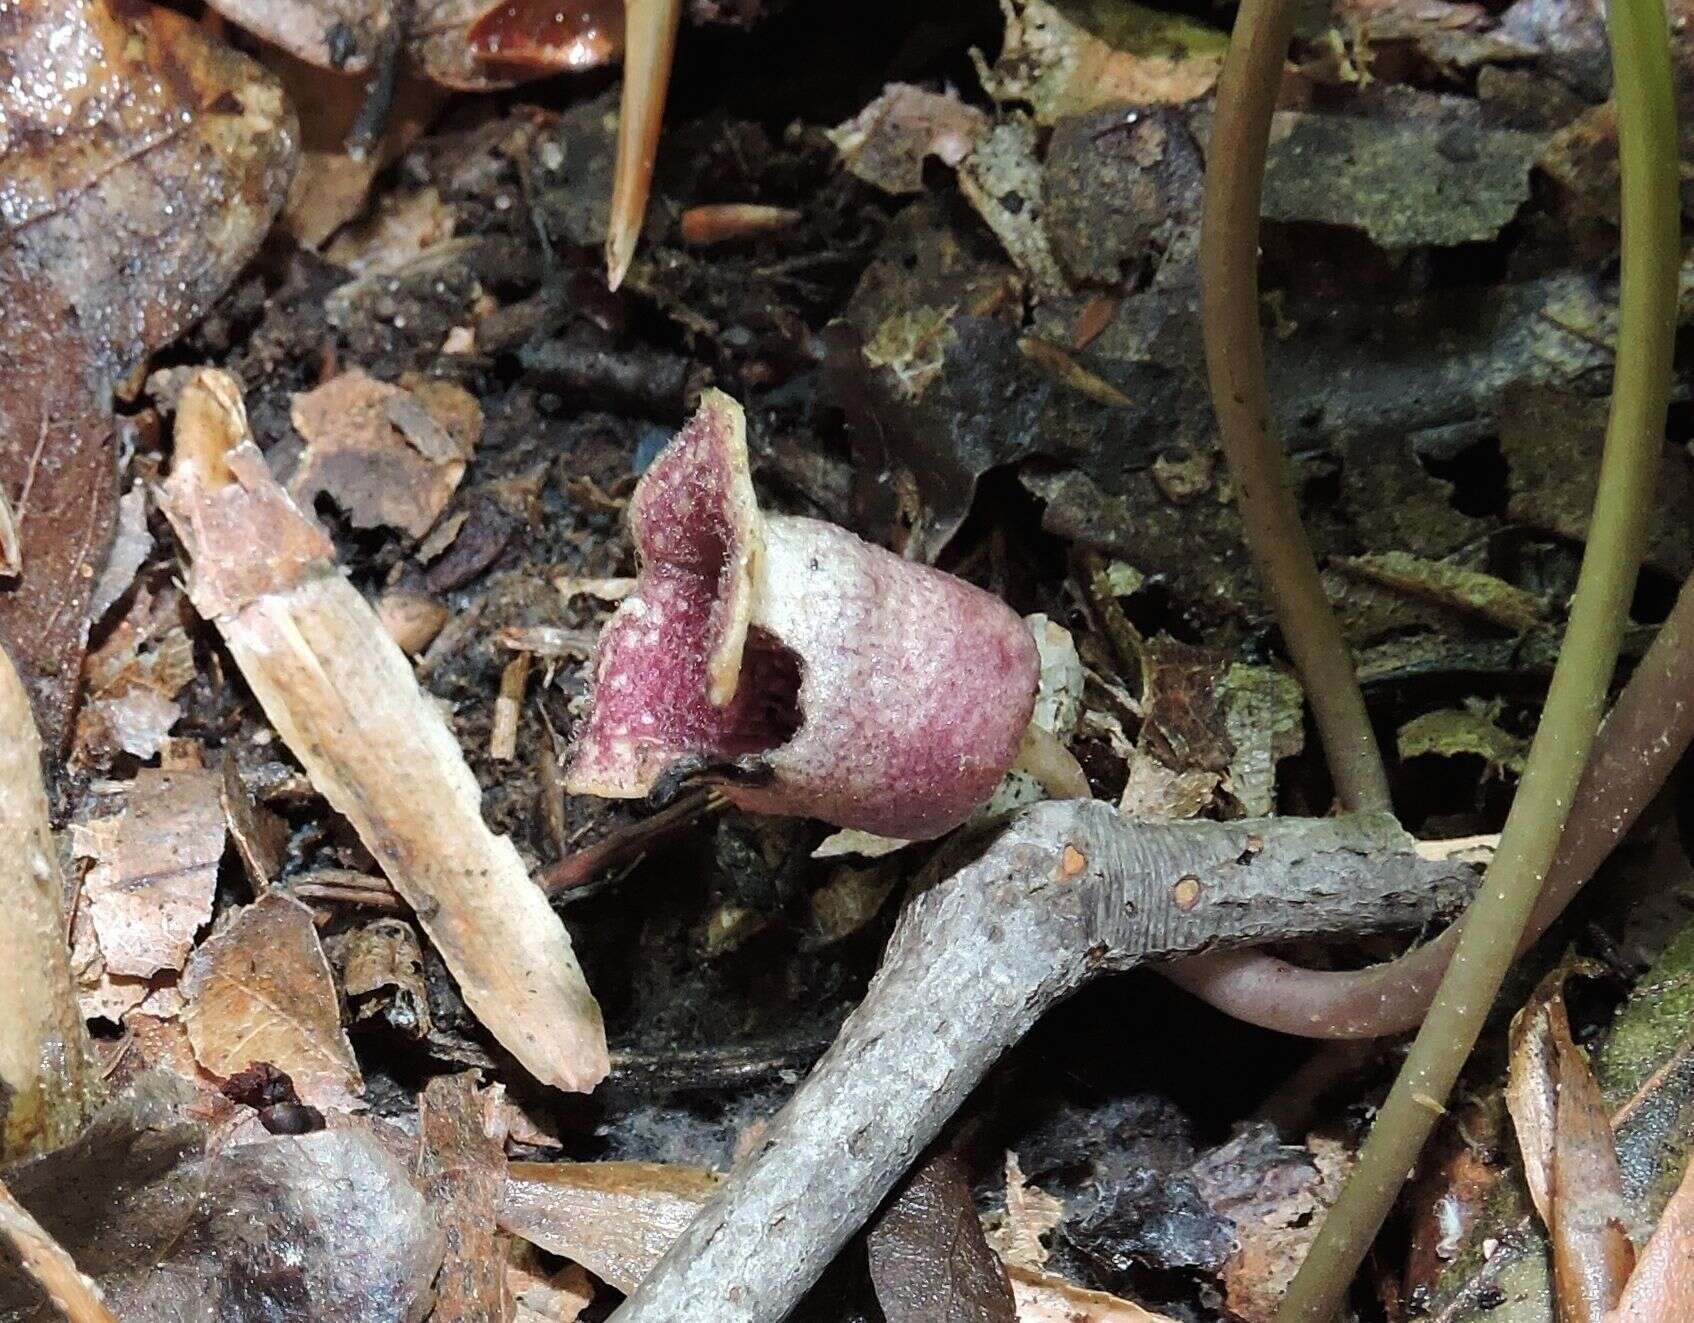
[610,801,1475,1322]
[161,369,607,1093]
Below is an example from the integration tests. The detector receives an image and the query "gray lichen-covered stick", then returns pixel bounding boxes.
[0,647,93,1160]
[161,369,608,1093]
[610,800,1476,1322]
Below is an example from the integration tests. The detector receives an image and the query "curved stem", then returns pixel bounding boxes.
[1276,0,1681,1313]
[1198,0,1391,814]
[1163,569,1694,1036]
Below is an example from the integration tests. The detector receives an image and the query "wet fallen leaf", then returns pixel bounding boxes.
[289,369,476,538]
[827,84,989,195]
[181,892,365,1112]
[867,1151,1018,1323]
[1606,1156,1694,1323]
[75,769,226,980]
[418,1072,513,1322]
[974,0,1225,124]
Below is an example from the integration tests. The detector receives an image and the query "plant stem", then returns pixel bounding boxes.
[1275,0,1680,1313]
[1198,0,1390,814]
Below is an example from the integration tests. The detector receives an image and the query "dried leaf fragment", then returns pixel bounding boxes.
[76,768,226,979]
[827,84,989,195]
[163,369,607,1094]
[290,369,474,539]
[984,1152,1065,1273]
[867,1152,1017,1323]
[181,892,364,1112]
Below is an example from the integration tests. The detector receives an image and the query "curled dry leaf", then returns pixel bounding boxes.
[417,1072,513,1322]
[162,369,607,1094]
[1507,966,1636,1323]
[289,369,477,539]
[500,1162,723,1294]
[181,892,365,1112]
[0,648,93,1161]
[827,84,990,195]
[76,768,226,980]
[0,0,295,748]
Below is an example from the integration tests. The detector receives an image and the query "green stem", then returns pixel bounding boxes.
[1275,0,1680,1314]
[1198,0,1391,814]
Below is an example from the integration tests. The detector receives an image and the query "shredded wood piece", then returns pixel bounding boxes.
[492,652,532,761]
[161,369,607,1094]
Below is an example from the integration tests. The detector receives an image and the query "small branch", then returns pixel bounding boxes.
[1164,569,1694,1037]
[609,802,1474,1323]
[1277,0,1681,1312]
[0,1176,116,1323]
[0,646,93,1161]
[161,370,608,1094]
[1198,0,1390,814]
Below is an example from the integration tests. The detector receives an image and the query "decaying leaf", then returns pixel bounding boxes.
[73,589,196,766]
[1188,1127,1353,1323]
[163,370,607,1094]
[181,892,364,1112]
[76,768,226,980]
[1507,966,1636,1323]
[1117,749,1219,821]
[1399,701,1529,779]
[500,1162,724,1294]
[1330,551,1552,635]
[808,861,901,944]
[867,1152,1018,1323]
[1216,663,1304,818]
[827,84,989,195]
[417,1072,513,1322]
[974,0,1225,124]
[1262,109,1543,249]
[290,369,476,539]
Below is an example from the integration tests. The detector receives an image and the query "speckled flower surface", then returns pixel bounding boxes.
[566,390,1039,838]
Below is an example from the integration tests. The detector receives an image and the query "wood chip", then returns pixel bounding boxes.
[181,892,364,1112]
[492,652,532,761]
[163,369,606,1094]
[418,1072,513,1321]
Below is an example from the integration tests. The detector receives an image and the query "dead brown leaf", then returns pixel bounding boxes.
[1007,1265,1182,1322]
[289,369,474,538]
[75,768,226,980]
[181,892,364,1112]
[74,589,196,766]
[336,918,434,1039]
[984,1152,1066,1273]
[1508,966,1637,1323]
[417,1072,514,1322]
